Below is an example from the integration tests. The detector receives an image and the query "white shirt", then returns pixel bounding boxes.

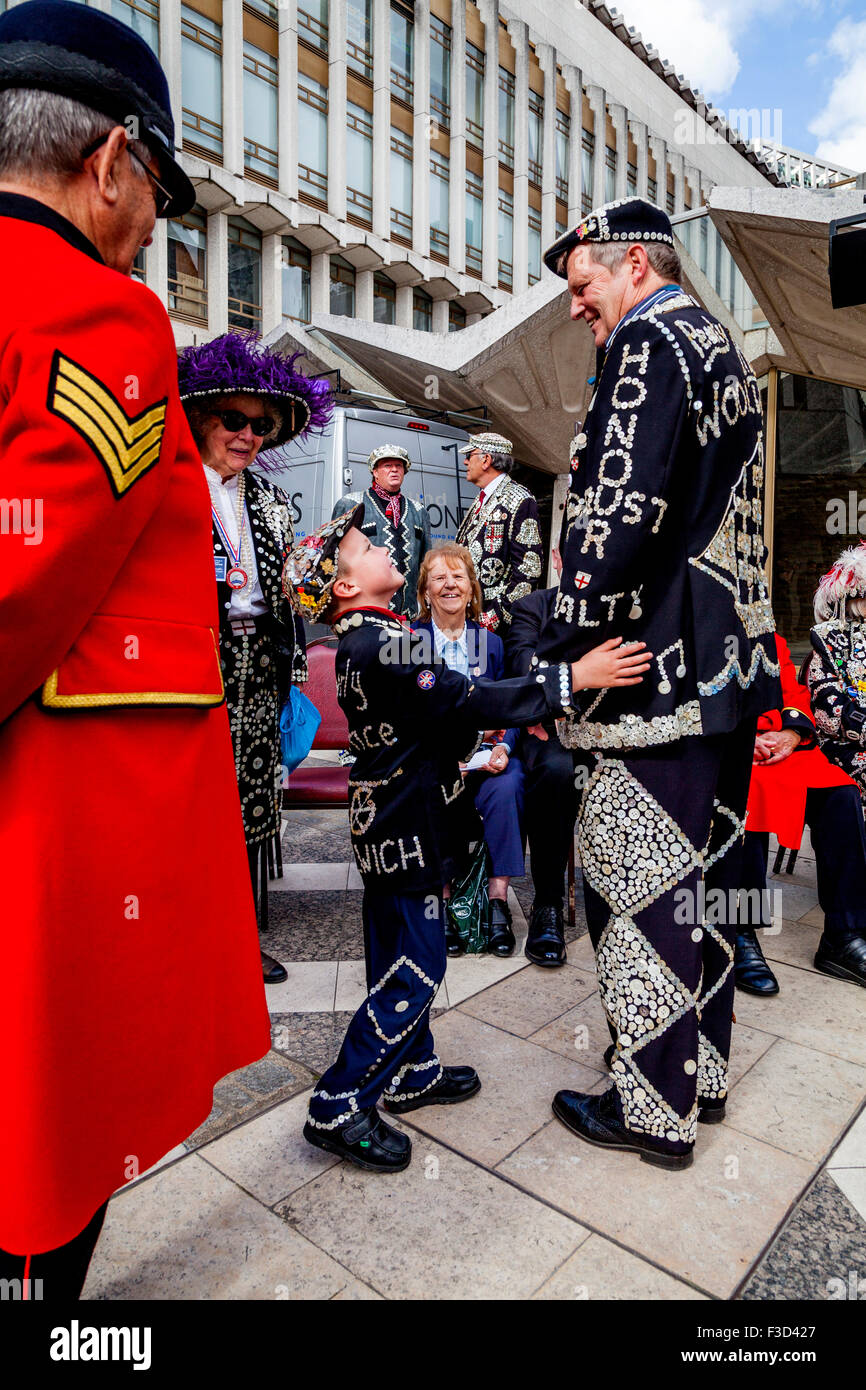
[432,620,469,676]
[475,470,507,510]
[203,464,269,620]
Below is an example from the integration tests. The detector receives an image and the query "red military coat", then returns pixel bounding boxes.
[0,196,270,1254]
[746,634,855,849]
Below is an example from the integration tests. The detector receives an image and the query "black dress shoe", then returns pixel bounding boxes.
[487,898,515,957]
[602,1046,726,1124]
[734,928,779,995]
[552,1086,694,1169]
[303,1107,411,1172]
[814,933,866,987]
[261,949,288,984]
[383,1065,481,1114]
[525,903,567,967]
[444,915,463,957]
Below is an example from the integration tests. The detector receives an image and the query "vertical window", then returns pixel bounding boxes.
[498,68,514,168]
[555,111,569,202]
[449,301,466,332]
[181,5,222,161]
[347,0,372,81]
[466,41,484,148]
[699,212,708,275]
[243,41,278,184]
[528,210,541,284]
[297,0,328,52]
[374,273,396,324]
[330,255,356,316]
[430,151,449,260]
[627,161,637,196]
[346,102,373,224]
[244,0,277,17]
[298,78,328,204]
[528,91,543,185]
[282,237,311,322]
[605,146,616,202]
[112,0,159,55]
[498,188,513,289]
[131,246,147,284]
[430,16,451,130]
[390,127,413,241]
[465,169,483,276]
[648,174,657,203]
[390,5,413,104]
[666,187,675,215]
[228,218,261,331]
[413,287,432,331]
[581,130,594,214]
[555,219,567,239]
[167,206,207,322]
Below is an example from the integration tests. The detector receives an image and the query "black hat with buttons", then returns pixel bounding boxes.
[543,197,676,278]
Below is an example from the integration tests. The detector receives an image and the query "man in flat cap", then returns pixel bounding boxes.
[455,432,544,634]
[332,444,431,619]
[0,0,269,1292]
[533,197,780,1169]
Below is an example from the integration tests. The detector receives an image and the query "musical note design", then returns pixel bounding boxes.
[656,640,687,695]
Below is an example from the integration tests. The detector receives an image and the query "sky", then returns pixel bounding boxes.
[612,0,866,170]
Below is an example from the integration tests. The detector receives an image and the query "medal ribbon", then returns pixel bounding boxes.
[211,505,244,569]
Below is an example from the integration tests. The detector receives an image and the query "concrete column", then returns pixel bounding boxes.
[507,18,529,293]
[630,118,649,198]
[609,102,628,199]
[207,211,229,335]
[396,284,414,328]
[278,0,298,199]
[261,232,282,334]
[432,297,450,333]
[90,0,111,14]
[478,0,499,287]
[412,1,431,258]
[466,311,483,326]
[563,65,583,227]
[310,250,330,315]
[669,149,686,212]
[586,85,606,209]
[537,42,557,251]
[223,0,244,177]
[372,0,391,240]
[448,0,467,273]
[684,160,700,209]
[327,0,347,221]
[147,219,169,311]
[161,0,182,147]
[649,133,667,207]
[356,268,375,322]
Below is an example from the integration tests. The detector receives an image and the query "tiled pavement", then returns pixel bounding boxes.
[83,810,866,1301]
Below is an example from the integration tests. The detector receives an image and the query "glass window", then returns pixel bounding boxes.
[605,146,616,202]
[581,129,594,214]
[498,68,514,169]
[555,111,569,202]
[298,78,328,203]
[430,151,449,259]
[430,16,451,130]
[390,5,413,104]
[330,255,355,316]
[465,169,483,276]
[346,101,373,223]
[528,91,543,185]
[374,273,396,324]
[243,41,277,183]
[181,6,222,160]
[666,187,675,215]
[627,161,637,196]
[167,206,207,322]
[498,188,513,289]
[555,219,567,239]
[112,0,158,55]
[244,0,277,19]
[390,127,413,240]
[466,41,484,148]
[648,174,657,203]
[228,217,261,331]
[282,236,311,322]
[528,210,541,284]
[131,246,147,284]
[449,301,466,332]
[297,0,328,52]
[347,0,372,81]
[413,287,432,331]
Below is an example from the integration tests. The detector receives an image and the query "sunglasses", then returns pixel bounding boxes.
[80,134,172,216]
[216,409,276,437]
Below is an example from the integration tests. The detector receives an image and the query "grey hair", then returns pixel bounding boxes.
[484,450,516,476]
[557,239,682,283]
[183,395,285,471]
[0,89,153,182]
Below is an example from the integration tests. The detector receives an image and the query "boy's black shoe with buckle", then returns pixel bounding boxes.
[383,1065,481,1114]
[303,1107,411,1172]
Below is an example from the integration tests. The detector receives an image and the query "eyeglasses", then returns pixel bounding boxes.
[80,133,172,216]
[216,409,276,437]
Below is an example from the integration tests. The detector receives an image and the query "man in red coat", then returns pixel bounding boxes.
[0,2,269,1294]
[738,634,866,992]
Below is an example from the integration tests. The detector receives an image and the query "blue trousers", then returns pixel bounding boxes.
[307,891,446,1128]
[468,755,526,878]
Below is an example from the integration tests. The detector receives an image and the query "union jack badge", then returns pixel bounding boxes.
[417,669,436,690]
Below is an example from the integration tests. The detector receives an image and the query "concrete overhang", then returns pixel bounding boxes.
[709,185,866,389]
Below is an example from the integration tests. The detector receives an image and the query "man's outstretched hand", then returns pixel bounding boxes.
[571,638,652,690]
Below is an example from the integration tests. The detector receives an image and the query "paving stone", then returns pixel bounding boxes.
[829,1167,866,1223]
[528,990,614,1071]
[266,893,347,962]
[269,1011,357,1076]
[184,1054,315,1149]
[498,1117,813,1299]
[201,1092,340,1205]
[725,1039,866,1163]
[331,1279,384,1299]
[262,960,337,1013]
[741,1170,866,1300]
[277,1136,589,1300]
[232,1053,310,1096]
[270,863,350,891]
[769,880,819,923]
[531,1233,707,1301]
[761,919,822,972]
[459,963,597,1038]
[732,962,866,1067]
[281,811,352,864]
[827,1108,866,1170]
[444,950,530,1006]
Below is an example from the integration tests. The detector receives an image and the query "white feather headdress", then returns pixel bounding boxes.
[814,542,866,623]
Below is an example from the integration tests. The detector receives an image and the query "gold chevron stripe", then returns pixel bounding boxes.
[48,351,167,497]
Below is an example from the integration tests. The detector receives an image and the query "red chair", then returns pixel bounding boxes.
[282,639,351,814]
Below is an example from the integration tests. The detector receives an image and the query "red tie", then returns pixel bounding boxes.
[475,489,486,515]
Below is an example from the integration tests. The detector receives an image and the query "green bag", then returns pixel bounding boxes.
[446,841,490,954]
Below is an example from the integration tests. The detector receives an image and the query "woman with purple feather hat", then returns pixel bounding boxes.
[178,332,333,982]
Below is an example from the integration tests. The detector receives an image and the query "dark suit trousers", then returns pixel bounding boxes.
[521,731,582,906]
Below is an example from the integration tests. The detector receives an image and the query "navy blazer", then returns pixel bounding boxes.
[413,618,519,753]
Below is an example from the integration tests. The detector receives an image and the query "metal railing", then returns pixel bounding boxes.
[298,8,327,50]
[228,295,262,331]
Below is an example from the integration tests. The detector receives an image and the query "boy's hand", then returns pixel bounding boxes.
[571,639,652,690]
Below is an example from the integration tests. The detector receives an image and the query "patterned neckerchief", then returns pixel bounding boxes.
[370,481,403,528]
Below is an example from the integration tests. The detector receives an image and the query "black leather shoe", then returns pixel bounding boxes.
[734,928,779,995]
[602,1046,725,1124]
[444,915,463,957]
[552,1087,693,1169]
[261,949,288,984]
[814,933,866,987]
[525,903,567,967]
[383,1065,481,1114]
[303,1107,411,1172]
[487,898,515,957]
